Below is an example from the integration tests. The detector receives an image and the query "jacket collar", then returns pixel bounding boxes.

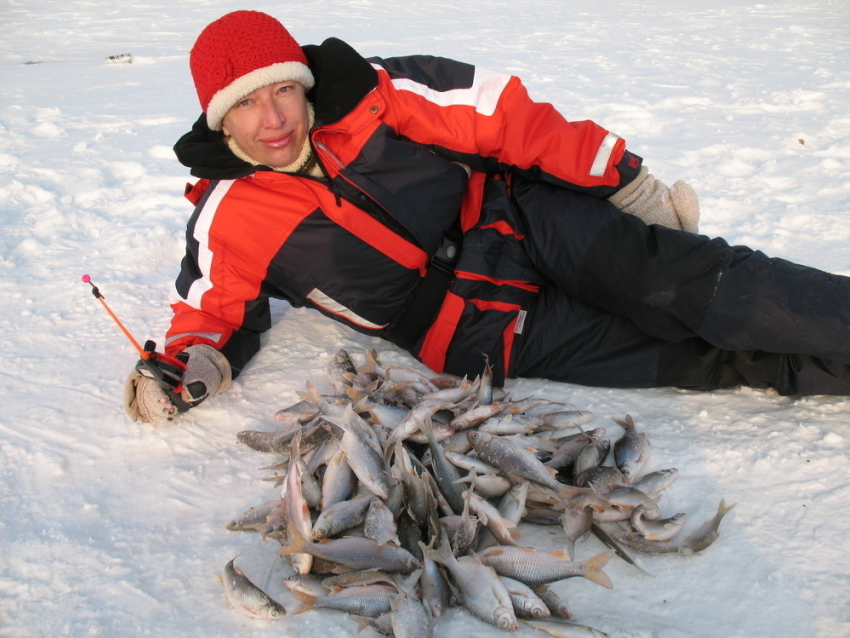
[173,38,378,180]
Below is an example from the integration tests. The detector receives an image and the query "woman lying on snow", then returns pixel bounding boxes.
[125,10,850,423]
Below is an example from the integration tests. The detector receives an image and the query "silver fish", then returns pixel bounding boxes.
[477,546,613,589]
[293,584,399,617]
[559,505,593,559]
[274,400,321,425]
[312,494,374,540]
[426,531,518,631]
[608,530,680,554]
[327,348,357,394]
[321,443,358,510]
[225,499,279,531]
[521,619,610,638]
[477,482,529,551]
[499,576,551,618]
[236,428,298,454]
[533,585,573,620]
[221,558,286,619]
[633,511,687,542]
[419,414,465,514]
[468,431,567,495]
[476,356,494,406]
[327,405,390,499]
[417,537,451,618]
[282,573,328,598]
[630,468,679,495]
[450,401,514,430]
[575,465,627,492]
[280,526,420,573]
[539,410,595,429]
[612,415,652,481]
[678,499,736,555]
[572,439,610,483]
[364,498,401,546]
[389,591,434,638]
[283,435,314,575]
[544,429,606,470]
[463,483,520,546]
[321,570,401,590]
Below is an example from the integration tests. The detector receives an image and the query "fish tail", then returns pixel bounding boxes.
[362,349,381,375]
[297,380,324,407]
[563,537,576,561]
[425,529,455,567]
[580,550,614,589]
[278,526,308,557]
[718,498,737,516]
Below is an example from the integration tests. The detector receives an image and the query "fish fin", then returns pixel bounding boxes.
[291,590,318,604]
[550,549,570,559]
[351,615,374,634]
[556,484,591,504]
[290,603,316,616]
[508,523,522,542]
[580,550,614,589]
[278,527,307,557]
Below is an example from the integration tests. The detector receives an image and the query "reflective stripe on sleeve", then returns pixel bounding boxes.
[164,332,224,347]
[306,288,388,330]
[373,63,511,117]
[589,132,621,178]
[182,179,236,309]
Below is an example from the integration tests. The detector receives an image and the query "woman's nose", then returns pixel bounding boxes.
[261,97,284,127]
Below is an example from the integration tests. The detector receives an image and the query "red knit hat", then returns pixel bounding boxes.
[190,10,315,131]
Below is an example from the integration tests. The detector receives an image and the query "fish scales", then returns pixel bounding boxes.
[468,431,566,494]
[221,558,286,619]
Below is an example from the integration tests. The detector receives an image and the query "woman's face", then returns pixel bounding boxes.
[221,81,309,167]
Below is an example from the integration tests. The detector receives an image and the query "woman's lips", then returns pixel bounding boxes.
[261,133,292,149]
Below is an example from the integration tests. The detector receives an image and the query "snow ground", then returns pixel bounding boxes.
[1,1,849,637]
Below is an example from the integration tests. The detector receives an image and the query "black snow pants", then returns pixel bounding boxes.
[508,178,850,396]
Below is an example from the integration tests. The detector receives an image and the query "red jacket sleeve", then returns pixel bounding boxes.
[373,60,641,196]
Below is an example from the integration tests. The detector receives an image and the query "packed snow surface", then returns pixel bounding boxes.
[1,1,849,637]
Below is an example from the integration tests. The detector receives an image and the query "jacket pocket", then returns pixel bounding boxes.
[418,292,522,385]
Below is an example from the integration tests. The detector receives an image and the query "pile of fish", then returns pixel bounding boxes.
[221,349,736,637]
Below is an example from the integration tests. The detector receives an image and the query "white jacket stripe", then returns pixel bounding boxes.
[589,132,620,177]
[373,63,511,117]
[307,288,388,330]
[171,179,235,310]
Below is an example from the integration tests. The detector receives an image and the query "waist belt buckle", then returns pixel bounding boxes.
[432,235,460,274]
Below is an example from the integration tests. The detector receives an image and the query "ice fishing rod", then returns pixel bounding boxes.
[81,275,190,406]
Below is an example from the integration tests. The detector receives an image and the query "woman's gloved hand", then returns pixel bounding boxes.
[609,167,700,233]
[124,344,231,423]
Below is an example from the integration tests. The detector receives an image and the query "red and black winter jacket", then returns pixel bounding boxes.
[169,38,643,384]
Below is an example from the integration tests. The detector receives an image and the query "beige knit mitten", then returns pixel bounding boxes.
[124,344,231,423]
[609,168,700,233]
